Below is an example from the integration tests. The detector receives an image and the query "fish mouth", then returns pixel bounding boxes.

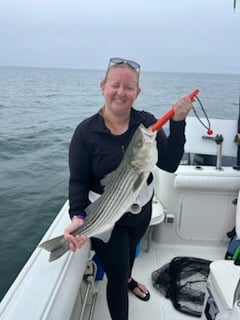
[139,124,156,135]
[139,124,156,141]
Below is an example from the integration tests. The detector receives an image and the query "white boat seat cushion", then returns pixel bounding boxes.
[150,196,164,226]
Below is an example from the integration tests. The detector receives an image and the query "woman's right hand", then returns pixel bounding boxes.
[64,217,88,252]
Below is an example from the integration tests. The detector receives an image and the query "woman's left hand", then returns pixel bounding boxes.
[172,96,192,121]
[64,218,88,252]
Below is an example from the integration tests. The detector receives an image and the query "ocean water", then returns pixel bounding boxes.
[0,66,239,301]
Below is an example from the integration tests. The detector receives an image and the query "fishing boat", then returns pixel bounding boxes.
[1,114,240,320]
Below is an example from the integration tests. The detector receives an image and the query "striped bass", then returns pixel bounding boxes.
[39,124,157,262]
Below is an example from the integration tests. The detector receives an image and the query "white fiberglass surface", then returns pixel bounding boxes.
[87,241,226,320]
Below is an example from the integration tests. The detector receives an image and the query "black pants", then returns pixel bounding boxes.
[91,200,152,320]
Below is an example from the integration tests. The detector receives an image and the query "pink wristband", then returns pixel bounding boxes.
[72,215,86,221]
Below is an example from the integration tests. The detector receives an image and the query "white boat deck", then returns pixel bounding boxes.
[82,239,227,320]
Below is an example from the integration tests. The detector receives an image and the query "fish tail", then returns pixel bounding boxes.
[39,235,69,262]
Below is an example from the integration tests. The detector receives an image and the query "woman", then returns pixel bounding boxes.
[64,57,192,320]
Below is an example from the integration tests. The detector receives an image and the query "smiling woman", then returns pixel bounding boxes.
[57,56,193,320]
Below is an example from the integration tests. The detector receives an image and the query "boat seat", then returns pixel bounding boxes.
[145,195,165,252]
[205,260,240,311]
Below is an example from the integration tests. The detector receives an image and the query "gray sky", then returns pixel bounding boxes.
[1,0,239,74]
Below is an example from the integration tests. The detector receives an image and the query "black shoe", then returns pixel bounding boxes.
[128,278,150,301]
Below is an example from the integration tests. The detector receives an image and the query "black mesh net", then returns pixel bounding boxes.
[152,256,211,318]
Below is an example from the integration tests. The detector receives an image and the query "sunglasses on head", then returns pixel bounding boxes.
[109,57,140,71]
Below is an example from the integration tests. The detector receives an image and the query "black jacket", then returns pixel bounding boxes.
[68,108,186,218]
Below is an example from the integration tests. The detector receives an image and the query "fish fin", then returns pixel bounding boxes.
[39,235,69,262]
[132,172,144,191]
[100,171,117,188]
[101,166,132,189]
[49,246,69,262]
[39,235,64,251]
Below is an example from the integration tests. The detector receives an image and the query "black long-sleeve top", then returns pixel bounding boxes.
[68,108,186,218]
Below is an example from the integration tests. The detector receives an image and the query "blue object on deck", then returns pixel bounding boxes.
[226,235,240,258]
[92,254,105,280]
[92,243,141,281]
[135,243,140,258]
